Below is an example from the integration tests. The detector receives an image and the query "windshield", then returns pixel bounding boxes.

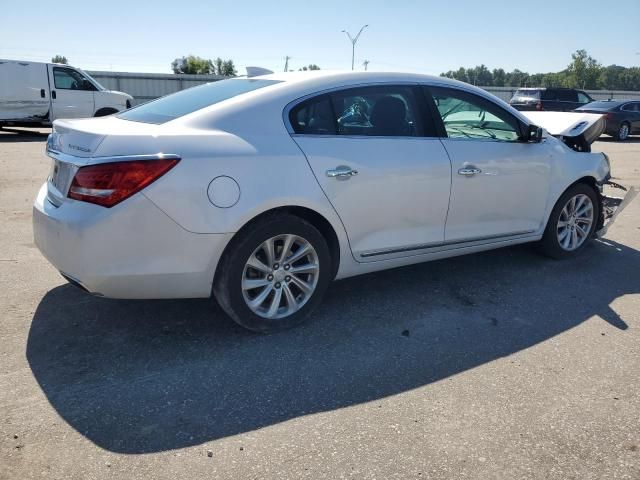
[118,78,281,124]
[511,90,540,102]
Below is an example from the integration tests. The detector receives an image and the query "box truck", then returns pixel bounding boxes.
[0,59,133,127]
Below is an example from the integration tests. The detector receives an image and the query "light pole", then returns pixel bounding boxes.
[342,25,368,71]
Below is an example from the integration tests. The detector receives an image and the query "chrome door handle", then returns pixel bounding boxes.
[326,166,358,179]
[458,167,482,176]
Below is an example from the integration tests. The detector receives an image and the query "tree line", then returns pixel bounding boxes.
[171,55,237,76]
[441,50,640,91]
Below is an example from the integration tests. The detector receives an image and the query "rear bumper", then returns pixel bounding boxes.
[33,183,233,299]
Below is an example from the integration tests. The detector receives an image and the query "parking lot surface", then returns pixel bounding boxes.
[1,128,639,479]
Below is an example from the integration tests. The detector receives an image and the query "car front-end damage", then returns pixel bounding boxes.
[596,177,638,238]
[522,111,606,152]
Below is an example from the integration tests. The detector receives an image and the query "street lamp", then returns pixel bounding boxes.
[342,25,369,71]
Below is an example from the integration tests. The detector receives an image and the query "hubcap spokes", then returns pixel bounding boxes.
[557,194,594,251]
[620,125,629,140]
[242,234,319,319]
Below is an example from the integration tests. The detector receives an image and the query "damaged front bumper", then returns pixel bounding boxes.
[596,180,638,237]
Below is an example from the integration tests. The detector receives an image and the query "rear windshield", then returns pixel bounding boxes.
[575,101,617,110]
[511,90,540,102]
[118,78,281,124]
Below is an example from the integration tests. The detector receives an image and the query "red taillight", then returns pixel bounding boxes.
[535,102,543,111]
[605,112,614,120]
[68,158,179,207]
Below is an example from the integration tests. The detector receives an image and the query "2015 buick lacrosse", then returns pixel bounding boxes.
[33,71,630,332]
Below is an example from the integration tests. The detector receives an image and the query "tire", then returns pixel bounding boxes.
[213,213,332,333]
[538,183,600,259]
[614,122,630,141]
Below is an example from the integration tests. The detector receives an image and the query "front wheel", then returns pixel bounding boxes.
[213,213,332,333]
[538,183,600,259]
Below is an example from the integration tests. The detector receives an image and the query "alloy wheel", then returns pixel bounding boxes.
[618,123,630,141]
[241,234,320,319]
[556,194,594,251]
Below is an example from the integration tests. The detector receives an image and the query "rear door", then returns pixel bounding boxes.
[290,85,452,261]
[0,61,50,121]
[426,85,551,242]
[557,89,579,111]
[47,65,95,119]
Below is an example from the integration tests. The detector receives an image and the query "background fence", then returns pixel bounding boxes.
[88,71,640,106]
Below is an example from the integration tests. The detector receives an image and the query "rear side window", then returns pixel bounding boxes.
[541,90,557,100]
[557,90,578,102]
[622,102,640,112]
[289,85,433,137]
[118,79,281,124]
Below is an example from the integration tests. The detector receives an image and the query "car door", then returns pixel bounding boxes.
[623,102,640,133]
[557,89,579,111]
[47,65,95,119]
[426,85,552,243]
[289,85,452,261]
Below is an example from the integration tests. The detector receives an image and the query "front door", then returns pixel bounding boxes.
[426,86,551,243]
[289,85,452,261]
[48,65,95,120]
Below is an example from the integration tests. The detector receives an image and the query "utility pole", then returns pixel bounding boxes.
[363,60,369,71]
[284,56,290,72]
[342,25,369,71]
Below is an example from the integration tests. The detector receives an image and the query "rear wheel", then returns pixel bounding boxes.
[614,122,630,141]
[538,183,599,259]
[213,214,331,333]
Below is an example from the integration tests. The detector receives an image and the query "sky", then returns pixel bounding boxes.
[1,0,639,75]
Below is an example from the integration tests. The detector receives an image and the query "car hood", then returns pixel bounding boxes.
[521,111,605,138]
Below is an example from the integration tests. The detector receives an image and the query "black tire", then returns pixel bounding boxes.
[614,122,630,141]
[213,213,332,333]
[538,183,600,259]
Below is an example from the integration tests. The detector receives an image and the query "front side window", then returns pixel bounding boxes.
[577,92,591,104]
[53,67,95,91]
[428,86,521,142]
[289,85,433,137]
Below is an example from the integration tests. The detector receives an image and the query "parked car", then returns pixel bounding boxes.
[0,59,132,128]
[574,100,640,141]
[509,88,594,112]
[33,71,631,332]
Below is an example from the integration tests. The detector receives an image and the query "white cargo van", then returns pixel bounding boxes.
[0,59,133,127]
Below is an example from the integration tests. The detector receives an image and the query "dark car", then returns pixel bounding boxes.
[575,100,640,141]
[509,88,594,112]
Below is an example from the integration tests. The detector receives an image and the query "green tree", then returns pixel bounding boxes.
[299,64,321,71]
[566,49,602,89]
[51,55,68,64]
[171,55,214,74]
[220,59,237,76]
[492,68,506,87]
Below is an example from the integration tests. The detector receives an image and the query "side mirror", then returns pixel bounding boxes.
[525,124,543,143]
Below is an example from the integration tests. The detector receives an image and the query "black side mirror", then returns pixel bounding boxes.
[525,124,543,143]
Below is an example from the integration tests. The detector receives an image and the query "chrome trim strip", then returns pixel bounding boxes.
[359,230,537,258]
[47,149,181,166]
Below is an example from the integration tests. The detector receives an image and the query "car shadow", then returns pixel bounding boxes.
[27,239,638,454]
[0,128,49,142]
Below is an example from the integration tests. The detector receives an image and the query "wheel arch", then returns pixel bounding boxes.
[213,205,342,285]
[94,107,119,117]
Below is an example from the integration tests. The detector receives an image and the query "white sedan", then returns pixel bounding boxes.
[33,71,628,332]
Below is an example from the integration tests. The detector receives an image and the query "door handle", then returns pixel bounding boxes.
[40,89,46,98]
[51,90,56,100]
[458,167,482,176]
[326,166,358,179]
